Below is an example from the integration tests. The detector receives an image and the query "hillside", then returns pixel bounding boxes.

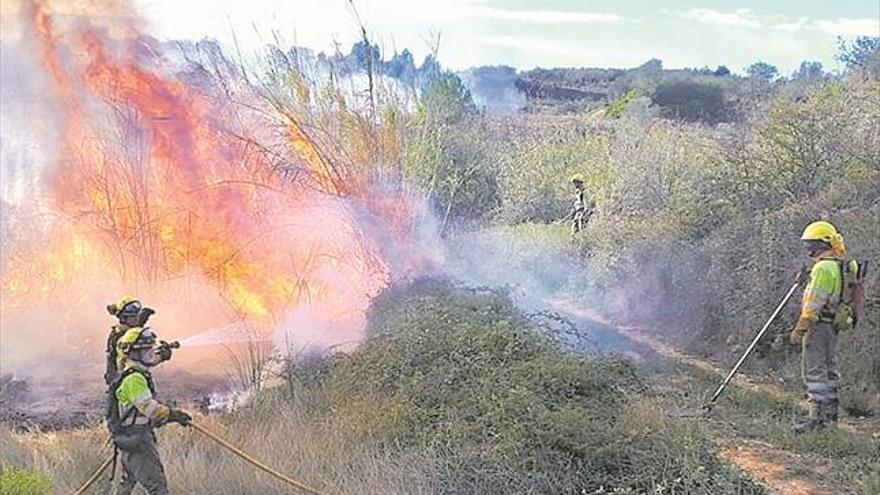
[1,5,879,494]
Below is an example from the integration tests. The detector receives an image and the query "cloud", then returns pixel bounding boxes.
[812,18,880,36]
[772,17,810,32]
[682,8,762,28]
[468,7,622,24]
[680,8,879,37]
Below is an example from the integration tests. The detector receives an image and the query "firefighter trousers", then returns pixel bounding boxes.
[801,321,839,416]
[114,431,169,495]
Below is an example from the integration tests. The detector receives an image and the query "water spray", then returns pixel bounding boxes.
[176,322,271,348]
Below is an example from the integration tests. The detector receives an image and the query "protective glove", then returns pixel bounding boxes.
[788,321,810,346]
[168,409,192,426]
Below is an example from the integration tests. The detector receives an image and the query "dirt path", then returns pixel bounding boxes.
[549,298,795,402]
[549,297,877,495]
[550,297,879,433]
[719,439,837,495]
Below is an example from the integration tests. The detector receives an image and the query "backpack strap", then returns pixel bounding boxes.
[104,327,119,385]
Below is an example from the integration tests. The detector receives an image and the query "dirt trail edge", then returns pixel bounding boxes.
[549,297,876,495]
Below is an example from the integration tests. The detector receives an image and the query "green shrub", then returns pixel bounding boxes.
[606,89,637,118]
[292,280,765,493]
[651,78,733,123]
[860,463,880,495]
[0,469,52,495]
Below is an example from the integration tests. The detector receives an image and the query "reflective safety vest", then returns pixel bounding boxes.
[106,367,157,434]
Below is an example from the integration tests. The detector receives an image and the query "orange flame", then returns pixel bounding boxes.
[1,0,429,359]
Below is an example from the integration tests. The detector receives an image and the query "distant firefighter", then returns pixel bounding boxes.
[107,326,192,495]
[568,174,595,238]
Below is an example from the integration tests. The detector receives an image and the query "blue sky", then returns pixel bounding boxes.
[138,0,879,74]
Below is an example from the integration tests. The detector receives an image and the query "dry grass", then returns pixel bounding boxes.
[1,402,438,495]
[1,281,767,494]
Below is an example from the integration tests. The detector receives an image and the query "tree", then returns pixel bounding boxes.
[636,58,663,72]
[792,61,825,81]
[745,61,779,81]
[346,40,381,75]
[836,36,880,78]
[713,65,731,77]
[385,49,416,83]
[420,72,475,123]
[418,55,443,88]
[651,79,731,124]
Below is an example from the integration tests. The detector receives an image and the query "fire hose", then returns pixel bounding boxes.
[189,422,328,495]
[71,423,328,495]
[71,454,113,495]
[70,436,113,495]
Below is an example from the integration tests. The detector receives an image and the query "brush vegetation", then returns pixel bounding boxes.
[401,41,880,415]
[1,22,879,495]
[0,281,765,494]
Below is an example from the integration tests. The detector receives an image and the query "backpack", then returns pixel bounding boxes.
[103,326,124,385]
[105,368,156,435]
[833,259,868,332]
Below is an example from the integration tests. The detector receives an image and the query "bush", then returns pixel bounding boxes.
[312,280,764,493]
[0,469,52,495]
[860,463,880,495]
[651,78,734,123]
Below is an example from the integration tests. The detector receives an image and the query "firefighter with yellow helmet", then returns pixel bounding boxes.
[105,298,171,384]
[789,220,848,433]
[108,325,191,494]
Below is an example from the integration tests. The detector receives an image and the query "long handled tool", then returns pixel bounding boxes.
[69,436,113,495]
[190,422,328,495]
[702,270,806,414]
[71,454,113,495]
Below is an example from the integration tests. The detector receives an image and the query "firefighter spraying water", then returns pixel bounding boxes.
[82,298,330,494]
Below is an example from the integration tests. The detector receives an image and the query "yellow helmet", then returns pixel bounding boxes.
[800,221,837,242]
[570,173,585,184]
[107,297,141,317]
[801,220,846,257]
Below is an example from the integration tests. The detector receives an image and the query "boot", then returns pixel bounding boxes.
[823,399,839,425]
[792,401,827,434]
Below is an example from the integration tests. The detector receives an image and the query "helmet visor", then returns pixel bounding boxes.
[803,239,831,254]
[119,300,142,316]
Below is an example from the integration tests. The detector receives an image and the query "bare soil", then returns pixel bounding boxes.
[551,296,879,495]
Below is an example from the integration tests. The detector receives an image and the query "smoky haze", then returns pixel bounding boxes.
[0,1,434,415]
[0,2,659,425]
[459,65,526,115]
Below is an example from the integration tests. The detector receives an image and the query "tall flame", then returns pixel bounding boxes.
[1,0,433,368]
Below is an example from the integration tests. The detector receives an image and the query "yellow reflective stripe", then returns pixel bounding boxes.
[134,398,170,422]
[807,286,831,298]
[117,404,150,425]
